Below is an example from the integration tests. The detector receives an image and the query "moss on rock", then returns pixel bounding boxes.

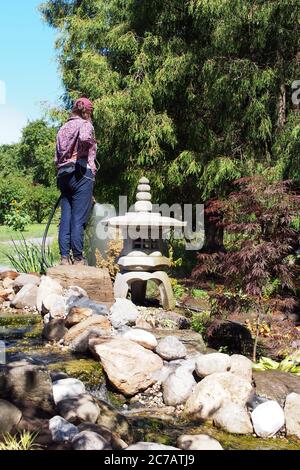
[48,359,105,387]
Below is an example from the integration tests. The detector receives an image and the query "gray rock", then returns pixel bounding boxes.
[36,276,63,313]
[11,284,38,309]
[185,372,253,420]
[53,378,86,405]
[253,370,300,406]
[72,430,110,450]
[68,296,109,316]
[96,400,133,443]
[126,442,179,450]
[177,434,223,451]
[13,274,40,291]
[65,307,94,328]
[0,361,54,412]
[42,319,67,342]
[57,394,100,423]
[155,336,187,361]
[230,354,253,382]
[213,402,253,434]
[0,399,22,433]
[195,353,231,378]
[64,315,111,345]
[91,337,163,396]
[251,400,285,438]
[77,423,128,450]
[49,416,79,443]
[109,298,139,329]
[43,294,66,318]
[69,327,108,353]
[163,365,196,406]
[284,392,300,438]
[122,329,158,350]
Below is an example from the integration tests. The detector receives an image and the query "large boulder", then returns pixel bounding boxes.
[213,402,253,434]
[72,430,110,450]
[64,316,111,345]
[65,307,94,328]
[184,372,253,420]
[57,394,100,424]
[0,361,54,412]
[37,276,63,313]
[13,274,40,291]
[122,329,158,350]
[42,319,67,342]
[11,284,38,309]
[0,399,22,433]
[91,337,163,396]
[52,378,86,405]
[46,265,114,306]
[284,392,300,439]
[155,336,187,361]
[251,400,285,438]
[177,434,223,451]
[195,353,231,378]
[253,370,300,406]
[230,354,253,382]
[49,416,79,443]
[110,298,139,329]
[162,364,196,406]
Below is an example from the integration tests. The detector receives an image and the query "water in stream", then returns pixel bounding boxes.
[1,311,300,451]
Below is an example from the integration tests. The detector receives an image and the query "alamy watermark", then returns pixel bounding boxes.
[0,341,6,365]
[0,80,6,105]
[93,198,205,251]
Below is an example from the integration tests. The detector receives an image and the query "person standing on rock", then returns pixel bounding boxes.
[55,97,97,266]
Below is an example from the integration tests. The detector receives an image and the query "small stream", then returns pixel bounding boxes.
[1,311,300,451]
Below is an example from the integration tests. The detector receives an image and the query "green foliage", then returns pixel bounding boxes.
[18,119,57,187]
[4,235,60,274]
[191,311,210,334]
[25,185,60,224]
[253,353,300,375]
[40,0,300,205]
[4,201,31,231]
[191,288,209,300]
[170,278,185,299]
[0,431,40,451]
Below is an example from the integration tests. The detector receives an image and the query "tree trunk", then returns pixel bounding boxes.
[277,84,286,130]
[203,200,225,253]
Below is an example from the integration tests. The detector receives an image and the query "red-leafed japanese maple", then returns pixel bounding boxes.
[193,176,300,298]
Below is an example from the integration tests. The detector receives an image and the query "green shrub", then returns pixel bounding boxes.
[4,201,31,231]
[191,311,210,334]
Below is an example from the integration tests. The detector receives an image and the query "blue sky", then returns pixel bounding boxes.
[0,0,62,144]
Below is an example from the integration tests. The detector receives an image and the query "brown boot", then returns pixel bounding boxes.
[73,257,88,266]
[60,256,71,266]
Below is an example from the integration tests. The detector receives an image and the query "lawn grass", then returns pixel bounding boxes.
[0,224,58,243]
[0,224,58,267]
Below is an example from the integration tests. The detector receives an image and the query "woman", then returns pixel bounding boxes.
[55,97,97,265]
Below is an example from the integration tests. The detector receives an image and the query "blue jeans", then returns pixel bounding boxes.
[57,164,95,259]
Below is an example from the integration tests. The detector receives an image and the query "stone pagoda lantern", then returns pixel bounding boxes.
[105,177,186,310]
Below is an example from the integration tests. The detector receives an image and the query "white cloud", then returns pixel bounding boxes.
[0,105,28,145]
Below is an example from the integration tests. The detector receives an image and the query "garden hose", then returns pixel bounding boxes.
[41,196,61,269]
